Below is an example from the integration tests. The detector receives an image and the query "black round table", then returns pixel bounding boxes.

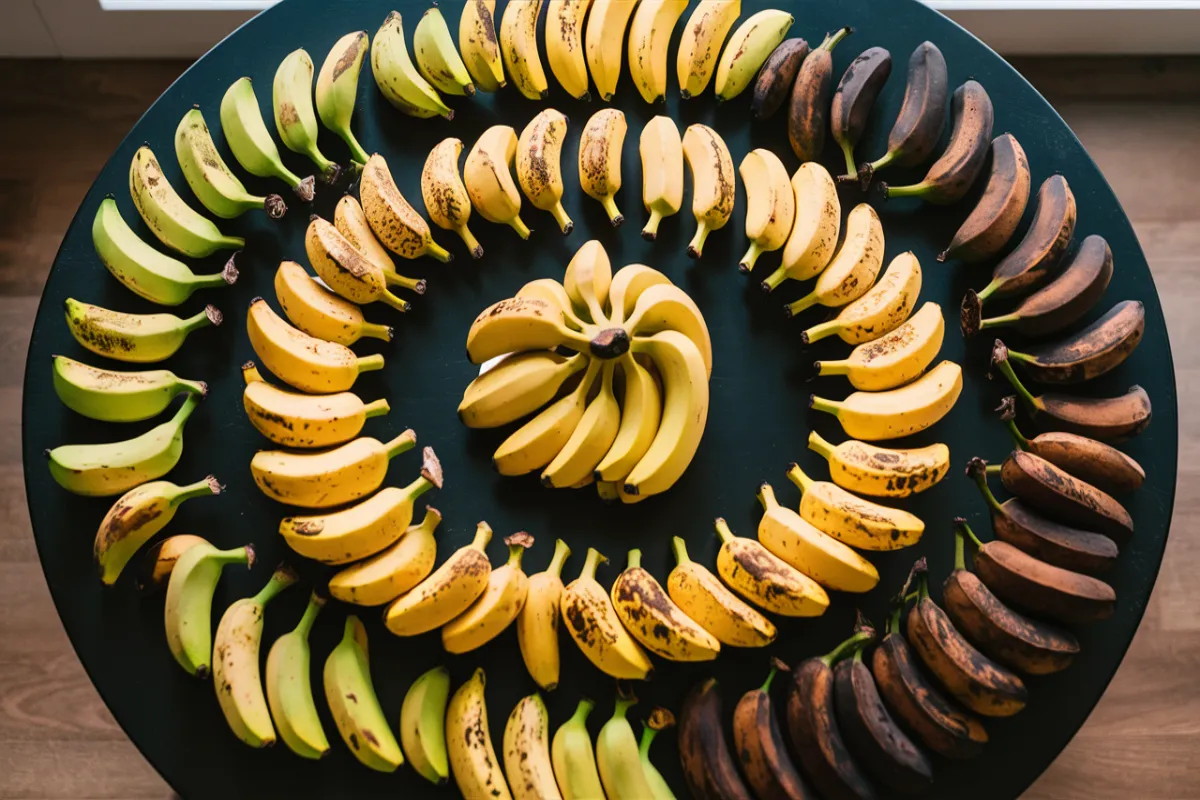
[23,0,1178,797]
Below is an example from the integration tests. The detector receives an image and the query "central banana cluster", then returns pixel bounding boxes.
[459,240,712,500]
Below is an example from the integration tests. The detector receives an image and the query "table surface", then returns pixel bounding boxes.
[19,1,1180,797]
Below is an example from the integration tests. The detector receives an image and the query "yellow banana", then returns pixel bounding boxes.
[762,162,841,290]
[460,351,588,428]
[786,463,925,551]
[714,517,829,617]
[562,238,612,323]
[466,296,591,364]
[623,282,713,377]
[667,536,777,647]
[493,358,600,476]
[546,0,594,100]
[360,153,453,262]
[465,125,532,238]
[305,215,410,312]
[738,148,796,272]
[413,6,475,96]
[64,298,220,364]
[594,353,662,481]
[422,137,485,258]
[518,275,591,330]
[807,430,949,498]
[682,123,736,258]
[129,145,244,258]
[628,0,689,103]
[323,616,404,772]
[371,11,454,119]
[443,532,533,653]
[334,195,428,295]
[247,297,384,393]
[676,0,742,98]
[500,0,549,100]
[585,0,641,101]
[801,251,922,345]
[135,534,209,595]
[517,538,571,691]
[541,361,620,488]
[815,301,945,390]
[517,108,574,233]
[552,698,607,798]
[579,108,627,225]
[447,669,513,800]
[606,263,672,324]
[560,547,655,680]
[612,548,722,661]
[328,506,441,605]
[810,360,963,442]
[274,260,393,345]
[251,430,417,509]
[713,9,793,101]
[786,202,885,317]
[504,694,561,800]
[242,362,389,449]
[639,115,684,240]
[460,0,507,91]
[384,522,494,636]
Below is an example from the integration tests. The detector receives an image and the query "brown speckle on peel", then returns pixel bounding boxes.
[95,502,163,555]
[331,35,363,82]
[278,102,300,128]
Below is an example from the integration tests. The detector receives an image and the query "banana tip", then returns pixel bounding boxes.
[686,245,700,260]
[641,230,656,242]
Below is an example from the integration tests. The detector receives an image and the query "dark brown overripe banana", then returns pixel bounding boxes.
[881,80,993,204]
[966,456,1118,575]
[786,622,879,799]
[1004,300,1145,385]
[947,520,1079,675]
[905,560,1028,718]
[993,341,1152,441]
[831,47,892,179]
[787,27,853,162]
[752,38,810,121]
[733,658,812,800]
[997,396,1145,495]
[939,133,1030,263]
[963,234,1112,338]
[857,41,947,188]
[973,537,1116,624]
[999,450,1134,544]
[974,175,1077,303]
[679,678,755,800]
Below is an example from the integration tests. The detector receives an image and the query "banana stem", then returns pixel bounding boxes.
[823,26,853,51]
[242,362,263,385]
[602,197,624,226]
[581,547,607,580]
[975,278,1002,304]
[786,291,818,317]
[381,289,411,313]
[786,463,813,495]
[1002,414,1031,450]
[687,223,710,259]
[807,431,836,462]
[612,695,636,721]
[815,359,850,377]
[637,725,659,759]
[362,398,390,419]
[571,698,595,725]
[671,536,691,566]
[992,348,1038,410]
[979,312,1017,332]
[426,240,454,264]
[627,549,643,570]
[505,538,528,568]
[471,522,494,551]
[253,564,299,606]
[294,591,326,639]
[954,526,966,571]
[642,209,663,241]
[760,666,779,694]
[739,242,763,273]
[183,307,218,333]
[548,539,571,577]
[866,150,895,175]
[956,517,985,549]
[550,203,574,235]
[985,464,1001,476]
[214,545,254,569]
[508,215,532,240]
[361,321,395,341]
[757,482,780,511]
[887,603,902,635]
[402,474,435,501]
[357,353,385,373]
[415,506,442,533]
[179,378,208,397]
[822,628,875,667]
[458,225,484,259]
[342,131,370,166]
[839,140,858,180]
[383,269,426,293]
[967,458,1004,514]
[713,517,736,544]
[809,394,842,417]
[171,393,202,427]
[761,264,790,293]
[385,429,418,460]
[801,319,840,345]
[883,181,932,200]
[171,476,220,506]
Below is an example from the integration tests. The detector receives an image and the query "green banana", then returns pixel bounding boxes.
[371,11,454,119]
[324,616,404,771]
[64,298,221,363]
[413,6,475,96]
[163,541,255,677]
[639,709,677,800]
[129,145,244,258]
[552,698,606,799]
[597,692,656,799]
[175,107,286,219]
[316,31,371,166]
[400,665,451,784]
[47,393,201,496]
[274,49,341,183]
[266,591,331,759]
[220,77,315,201]
[52,355,205,422]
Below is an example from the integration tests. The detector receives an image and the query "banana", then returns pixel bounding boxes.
[737,148,795,272]
[596,691,656,799]
[810,359,962,442]
[639,115,684,240]
[47,393,200,496]
[443,532,533,653]
[552,698,606,799]
[627,0,688,103]
[331,198,426,297]
[251,429,416,509]
[594,353,662,481]
[992,341,1151,441]
[247,296,384,393]
[315,31,371,165]
[130,146,244,258]
[273,49,342,183]
[1004,300,1144,385]
[546,0,594,100]
[52,355,205,423]
[213,565,298,747]
[517,108,574,233]
[676,0,742,98]
[175,108,285,222]
[93,198,236,306]
[563,237,612,322]
[679,678,755,800]
[242,362,389,449]
[446,674,513,800]
[460,0,507,91]
[505,694,562,800]
[400,665,451,784]
[785,202,883,317]
[638,708,676,800]
[414,6,475,96]
[965,234,1111,339]
[465,125,532,238]
[606,262,672,324]
[328,505,441,605]
[493,359,599,476]
[94,476,221,585]
[560,547,654,680]
[732,660,811,800]
[265,591,330,759]
[542,361,620,488]
[612,548,722,661]
[585,0,640,101]
[517,538,571,691]
[814,301,945,390]
[372,11,455,119]
[787,27,852,162]
[275,260,394,345]
[681,123,735,258]
[324,616,404,771]
[579,108,628,226]
[360,152,453,262]
[220,77,314,201]
[756,481,880,591]
[800,251,921,345]
[714,517,829,617]
[857,41,948,186]
[750,37,809,120]
[64,298,219,364]
[1000,450,1134,544]
[667,536,777,647]
[831,47,893,178]
[882,80,994,204]
[971,533,1116,624]
[305,216,411,312]
[761,161,840,289]
[500,0,549,100]
[164,541,255,677]
[467,296,593,364]
[422,137,485,257]
[384,522,494,635]
[808,429,948,498]
[940,133,1030,263]
[714,9,794,101]
[136,534,208,594]
[460,351,587,429]
[787,463,924,551]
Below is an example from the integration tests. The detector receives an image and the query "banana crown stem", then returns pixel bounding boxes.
[985,464,1002,476]
[976,278,1002,304]
[822,26,853,52]
[471,522,494,551]
[979,312,1017,331]
[611,695,636,722]
[822,628,875,667]
[785,464,813,495]
[955,517,985,550]
[815,359,850,376]
[809,394,842,416]
[886,603,903,635]
[627,548,642,570]
[358,353,386,373]
[884,180,933,200]
[757,482,780,511]
[992,350,1038,410]
[404,474,435,501]
[172,476,221,506]
[953,525,967,572]
[1007,349,1035,365]
[293,591,326,638]
[253,564,299,606]
[414,506,443,534]
[713,517,735,544]
[547,538,572,578]
[362,398,391,419]
[760,666,779,694]
[867,149,896,174]
[807,430,836,461]
[183,308,217,333]
[839,140,858,179]
[384,429,418,460]
[580,547,608,580]
[787,292,818,316]
[671,536,691,566]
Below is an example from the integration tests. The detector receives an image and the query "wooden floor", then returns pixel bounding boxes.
[0,57,1197,799]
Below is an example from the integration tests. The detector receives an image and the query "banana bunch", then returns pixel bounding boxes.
[458,240,713,499]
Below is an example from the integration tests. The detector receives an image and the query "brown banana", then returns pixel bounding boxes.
[939,133,1030,263]
[973,538,1116,624]
[679,678,755,800]
[857,41,948,187]
[752,38,810,121]
[997,396,1145,495]
[905,559,1028,717]
[963,234,1112,338]
[831,47,893,179]
[993,341,1152,441]
[881,80,994,204]
[786,622,879,799]
[999,450,1134,544]
[1004,300,1145,385]
[974,175,1076,303]
[787,27,853,162]
[948,519,1079,675]
[733,658,812,800]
